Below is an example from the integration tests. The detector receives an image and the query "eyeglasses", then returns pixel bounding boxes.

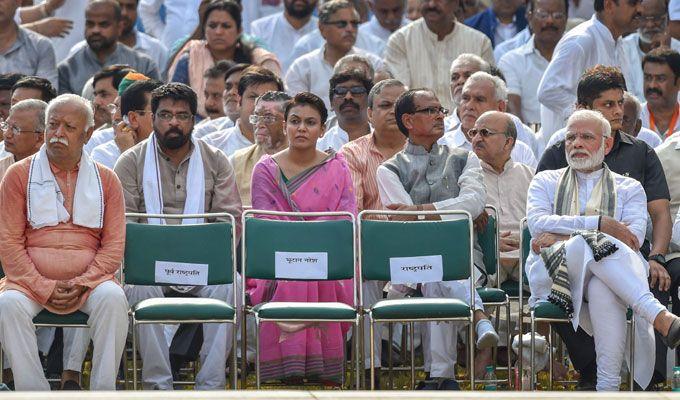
[0,121,41,136]
[155,111,194,122]
[323,19,360,29]
[411,106,449,117]
[332,86,368,97]
[532,10,567,20]
[638,13,668,23]
[468,127,507,138]
[249,114,280,125]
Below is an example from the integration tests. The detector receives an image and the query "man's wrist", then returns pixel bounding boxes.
[648,253,667,268]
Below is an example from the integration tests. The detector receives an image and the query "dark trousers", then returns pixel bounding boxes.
[551,257,680,388]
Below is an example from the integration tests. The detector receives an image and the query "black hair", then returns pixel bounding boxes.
[642,47,680,82]
[237,66,284,97]
[284,92,328,125]
[151,83,198,116]
[11,76,57,103]
[328,70,373,101]
[526,0,569,15]
[93,64,134,89]
[86,0,122,20]
[204,60,235,79]
[0,73,26,91]
[577,65,627,107]
[201,0,256,64]
[394,88,435,137]
[224,63,251,82]
[121,79,163,116]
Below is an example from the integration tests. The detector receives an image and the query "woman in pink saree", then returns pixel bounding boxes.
[249,92,357,384]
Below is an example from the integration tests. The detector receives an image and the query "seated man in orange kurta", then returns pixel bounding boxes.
[0,94,129,391]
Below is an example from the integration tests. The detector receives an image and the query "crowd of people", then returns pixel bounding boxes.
[1,0,680,393]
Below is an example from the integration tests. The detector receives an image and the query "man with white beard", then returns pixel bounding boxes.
[526,109,680,391]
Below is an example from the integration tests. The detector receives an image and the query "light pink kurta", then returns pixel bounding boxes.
[0,156,126,314]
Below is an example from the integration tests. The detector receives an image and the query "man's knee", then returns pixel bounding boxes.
[91,281,128,314]
[0,290,34,323]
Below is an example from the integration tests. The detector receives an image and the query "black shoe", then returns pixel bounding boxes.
[576,377,596,391]
[415,379,439,390]
[364,369,380,389]
[436,378,460,390]
[661,317,680,349]
[60,380,82,390]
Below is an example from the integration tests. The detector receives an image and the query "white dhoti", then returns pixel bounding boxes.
[527,234,665,390]
[124,277,241,390]
[0,281,128,390]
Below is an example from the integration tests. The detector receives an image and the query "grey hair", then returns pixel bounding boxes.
[368,79,406,108]
[333,54,375,78]
[255,91,292,113]
[10,99,47,133]
[623,91,642,118]
[46,94,95,131]
[319,0,356,24]
[464,71,508,102]
[566,109,612,138]
[450,53,490,77]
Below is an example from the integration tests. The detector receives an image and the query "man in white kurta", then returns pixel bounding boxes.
[526,110,680,390]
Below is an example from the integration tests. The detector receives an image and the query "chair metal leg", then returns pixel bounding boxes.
[530,312,535,391]
[369,318,375,390]
[469,315,475,389]
[232,322,238,389]
[355,319,361,390]
[629,317,635,391]
[548,324,553,390]
[518,304,523,390]
[241,311,248,389]
[506,301,512,389]
[132,319,138,390]
[255,318,261,389]
[409,322,415,390]
[388,323,394,389]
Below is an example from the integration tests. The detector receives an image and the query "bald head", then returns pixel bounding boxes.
[471,111,516,168]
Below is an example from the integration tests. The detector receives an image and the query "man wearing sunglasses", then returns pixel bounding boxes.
[317,70,373,151]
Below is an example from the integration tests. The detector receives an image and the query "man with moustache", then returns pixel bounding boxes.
[114,83,242,390]
[91,65,133,130]
[201,61,233,123]
[538,65,673,389]
[0,94,129,391]
[231,91,291,207]
[640,48,680,138]
[318,70,373,151]
[58,0,159,95]
[464,0,528,48]
[285,0,382,109]
[204,66,284,157]
[384,0,493,111]
[445,54,490,132]
[499,0,568,125]
[376,88,499,390]
[620,0,680,101]
[359,0,409,42]
[443,71,538,167]
[251,0,319,72]
[193,63,248,139]
[339,79,407,387]
[537,0,643,141]
[527,109,680,391]
[116,0,168,72]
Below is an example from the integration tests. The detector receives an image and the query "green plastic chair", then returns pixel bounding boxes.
[476,205,512,389]
[241,210,360,389]
[124,213,239,390]
[519,218,635,391]
[359,209,476,390]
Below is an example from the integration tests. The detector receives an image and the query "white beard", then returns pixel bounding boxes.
[566,143,605,171]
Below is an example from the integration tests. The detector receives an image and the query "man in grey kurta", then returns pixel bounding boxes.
[57,0,159,95]
[376,88,499,390]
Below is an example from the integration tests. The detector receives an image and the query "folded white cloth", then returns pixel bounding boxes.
[142,133,205,225]
[27,145,104,229]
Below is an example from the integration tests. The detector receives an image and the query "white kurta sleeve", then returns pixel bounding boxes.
[139,0,165,39]
[526,171,600,236]
[376,165,414,206]
[382,32,411,88]
[431,152,486,220]
[619,179,648,246]
[284,59,309,97]
[537,38,586,117]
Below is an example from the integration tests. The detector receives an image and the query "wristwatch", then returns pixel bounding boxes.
[648,253,667,267]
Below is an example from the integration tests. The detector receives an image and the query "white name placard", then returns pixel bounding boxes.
[275,251,329,279]
[155,261,209,286]
[389,255,443,284]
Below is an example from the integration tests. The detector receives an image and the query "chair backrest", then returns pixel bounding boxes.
[123,213,235,287]
[359,210,474,283]
[242,210,356,281]
[478,205,499,277]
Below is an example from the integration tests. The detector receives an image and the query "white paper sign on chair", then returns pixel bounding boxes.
[155,261,209,285]
[275,251,329,279]
[389,255,443,284]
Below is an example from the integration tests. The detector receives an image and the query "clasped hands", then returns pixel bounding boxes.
[48,281,87,310]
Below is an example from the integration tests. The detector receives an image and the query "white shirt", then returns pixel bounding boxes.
[0,142,10,159]
[359,16,409,43]
[240,0,284,34]
[494,17,518,46]
[201,123,252,157]
[250,13,318,73]
[493,27,531,62]
[672,0,680,20]
[285,46,383,109]
[376,150,486,220]
[640,101,680,137]
[546,126,663,149]
[568,0,595,19]
[444,112,461,132]
[288,29,386,63]
[31,0,88,62]
[91,140,122,169]
[193,116,235,139]
[317,125,349,152]
[537,15,627,142]
[620,33,680,101]
[84,127,114,155]
[499,36,549,125]
[139,0,201,49]
[439,126,538,169]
